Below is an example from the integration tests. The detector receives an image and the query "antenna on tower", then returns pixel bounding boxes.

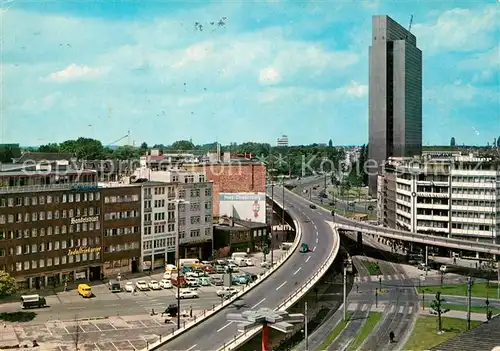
[127,130,131,146]
[408,15,413,32]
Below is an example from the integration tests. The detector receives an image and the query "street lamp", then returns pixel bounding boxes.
[227,308,304,351]
[172,199,190,329]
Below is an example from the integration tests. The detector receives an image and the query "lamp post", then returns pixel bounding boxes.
[173,199,190,329]
[227,308,304,351]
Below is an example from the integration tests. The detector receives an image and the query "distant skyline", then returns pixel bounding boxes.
[2,1,498,147]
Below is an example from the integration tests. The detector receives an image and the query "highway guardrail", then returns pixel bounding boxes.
[144,197,302,350]
[218,220,341,351]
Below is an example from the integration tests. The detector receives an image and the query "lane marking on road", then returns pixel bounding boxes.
[314,224,317,230]
[316,231,319,236]
[293,267,302,275]
[138,320,148,328]
[93,323,102,332]
[251,298,266,309]
[186,345,198,351]
[94,343,101,351]
[305,256,311,263]
[316,238,319,243]
[276,281,287,291]
[63,327,70,334]
[110,341,119,350]
[217,322,233,332]
[68,307,85,310]
[103,304,121,307]
[127,340,136,350]
[109,321,117,330]
[313,246,316,252]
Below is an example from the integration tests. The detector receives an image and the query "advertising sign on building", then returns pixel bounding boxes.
[70,216,99,225]
[219,192,267,224]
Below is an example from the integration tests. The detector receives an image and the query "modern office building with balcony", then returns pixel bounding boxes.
[0,166,103,289]
[378,152,499,257]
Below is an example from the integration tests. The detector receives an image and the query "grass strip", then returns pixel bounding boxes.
[418,282,500,299]
[362,261,381,276]
[422,302,500,315]
[317,312,352,350]
[404,316,481,350]
[348,312,382,350]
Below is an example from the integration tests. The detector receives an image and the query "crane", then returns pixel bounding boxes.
[408,15,413,32]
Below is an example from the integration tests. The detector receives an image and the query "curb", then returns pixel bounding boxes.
[144,197,302,351]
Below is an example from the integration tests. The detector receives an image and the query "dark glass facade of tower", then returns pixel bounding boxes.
[368,15,422,197]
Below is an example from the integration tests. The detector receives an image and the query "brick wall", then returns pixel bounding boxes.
[185,163,266,216]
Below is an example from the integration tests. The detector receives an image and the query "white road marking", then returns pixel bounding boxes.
[305,256,311,263]
[313,246,316,252]
[138,320,148,328]
[68,307,85,310]
[109,322,117,330]
[293,267,302,275]
[110,341,119,350]
[103,303,121,307]
[186,345,198,351]
[314,224,317,230]
[94,343,101,351]
[251,298,266,309]
[316,231,319,236]
[217,322,233,332]
[127,340,137,350]
[276,281,287,290]
[316,238,319,243]
[63,327,70,334]
[93,323,102,331]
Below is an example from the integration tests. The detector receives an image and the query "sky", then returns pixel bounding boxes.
[1,0,499,147]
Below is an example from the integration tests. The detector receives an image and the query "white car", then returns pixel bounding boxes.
[124,282,134,292]
[244,258,254,266]
[216,287,238,297]
[186,277,200,288]
[135,280,149,291]
[227,264,239,272]
[163,272,172,280]
[148,280,161,290]
[260,261,271,268]
[160,279,173,289]
[175,290,199,299]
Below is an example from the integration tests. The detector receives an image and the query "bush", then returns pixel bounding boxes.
[0,312,36,322]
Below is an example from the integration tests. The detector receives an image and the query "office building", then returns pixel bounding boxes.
[0,167,103,289]
[378,152,499,258]
[368,15,423,197]
[277,135,289,147]
[132,168,213,270]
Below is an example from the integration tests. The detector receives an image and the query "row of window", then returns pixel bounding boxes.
[104,195,139,203]
[104,226,140,236]
[451,223,492,231]
[0,192,100,208]
[104,210,139,220]
[13,252,100,272]
[0,221,101,240]
[0,207,100,224]
[416,209,449,217]
[12,237,100,256]
[452,188,497,195]
[451,211,496,219]
[103,242,140,252]
[452,176,497,183]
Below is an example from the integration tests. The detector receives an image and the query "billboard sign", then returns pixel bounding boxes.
[219,192,267,223]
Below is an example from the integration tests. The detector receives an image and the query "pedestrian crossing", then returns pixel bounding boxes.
[355,274,408,283]
[347,302,417,314]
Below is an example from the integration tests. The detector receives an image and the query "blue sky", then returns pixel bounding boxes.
[1,0,498,147]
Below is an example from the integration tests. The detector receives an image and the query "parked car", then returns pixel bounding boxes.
[175,290,199,299]
[186,277,200,288]
[135,281,149,291]
[199,277,210,286]
[160,279,173,289]
[163,272,172,280]
[260,261,271,268]
[124,282,134,292]
[148,280,161,290]
[211,277,224,286]
[216,287,238,297]
[309,204,316,209]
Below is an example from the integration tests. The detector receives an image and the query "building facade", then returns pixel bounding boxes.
[183,162,266,217]
[368,15,423,197]
[0,168,103,289]
[378,153,500,258]
[101,184,141,276]
[276,135,289,147]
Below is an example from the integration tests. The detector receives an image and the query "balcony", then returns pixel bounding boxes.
[0,182,98,194]
[417,192,449,198]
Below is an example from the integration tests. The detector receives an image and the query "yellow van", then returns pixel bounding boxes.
[78,284,93,298]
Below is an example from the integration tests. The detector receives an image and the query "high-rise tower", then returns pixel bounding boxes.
[368,15,422,197]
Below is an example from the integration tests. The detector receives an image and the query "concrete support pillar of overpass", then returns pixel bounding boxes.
[357,232,363,254]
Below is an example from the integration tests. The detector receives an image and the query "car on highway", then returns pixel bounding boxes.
[148,280,161,290]
[299,243,309,253]
[160,279,173,289]
[175,290,199,299]
[124,282,134,292]
[309,204,316,209]
[216,287,238,297]
[135,280,149,291]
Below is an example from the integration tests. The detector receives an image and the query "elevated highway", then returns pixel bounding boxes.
[282,180,500,255]
[154,188,338,350]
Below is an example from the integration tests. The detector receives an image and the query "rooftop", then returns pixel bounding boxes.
[0,169,96,177]
[12,152,74,163]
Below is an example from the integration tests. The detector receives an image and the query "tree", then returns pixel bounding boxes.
[113,145,143,160]
[497,137,500,148]
[0,271,18,297]
[170,140,195,151]
[328,139,333,148]
[450,137,456,147]
[59,138,104,160]
[140,142,148,150]
[430,291,450,333]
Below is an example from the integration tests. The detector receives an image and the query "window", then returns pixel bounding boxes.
[39,259,45,268]
[31,260,37,269]
[62,194,67,203]
[47,211,52,220]
[54,257,60,266]
[31,197,37,205]
[24,261,29,270]
[46,195,52,204]
[68,194,74,202]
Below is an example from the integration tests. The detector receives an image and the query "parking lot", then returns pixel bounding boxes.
[14,315,180,350]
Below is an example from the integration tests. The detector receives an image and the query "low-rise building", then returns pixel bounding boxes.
[213,217,268,255]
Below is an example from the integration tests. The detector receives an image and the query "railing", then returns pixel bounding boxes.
[144,198,302,351]
[219,221,341,351]
[0,182,96,194]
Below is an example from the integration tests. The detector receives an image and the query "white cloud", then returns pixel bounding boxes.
[259,67,281,85]
[343,81,368,98]
[46,64,103,82]
[413,5,499,54]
